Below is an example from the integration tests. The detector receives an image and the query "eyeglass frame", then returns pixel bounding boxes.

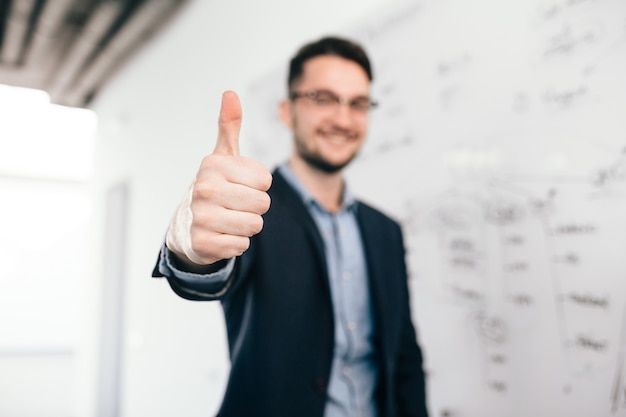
[288,89,378,114]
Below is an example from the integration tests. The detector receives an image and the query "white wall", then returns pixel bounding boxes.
[84,1,405,416]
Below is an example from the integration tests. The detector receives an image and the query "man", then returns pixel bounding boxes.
[153,36,429,417]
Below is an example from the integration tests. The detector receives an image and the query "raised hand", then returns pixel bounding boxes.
[166,91,272,268]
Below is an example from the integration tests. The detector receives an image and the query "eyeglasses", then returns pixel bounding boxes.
[289,89,378,114]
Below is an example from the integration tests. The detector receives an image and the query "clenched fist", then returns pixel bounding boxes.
[166,91,272,268]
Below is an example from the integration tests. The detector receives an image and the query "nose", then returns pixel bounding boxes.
[330,101,353,128]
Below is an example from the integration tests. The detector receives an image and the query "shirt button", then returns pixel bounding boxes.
[348,321,356,330]
[343,366,351,375]
[343,272,351,280]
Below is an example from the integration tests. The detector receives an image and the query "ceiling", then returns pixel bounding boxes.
[0,0,189,108]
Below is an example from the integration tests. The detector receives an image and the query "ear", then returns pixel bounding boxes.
[278,98,294,130]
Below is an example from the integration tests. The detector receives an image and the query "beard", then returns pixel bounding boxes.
[294,136,359,174]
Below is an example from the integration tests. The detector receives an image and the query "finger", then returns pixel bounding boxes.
[190,232,252,263]
[213,90,242,156]
[199,156,272,192]
[193,208,265,237]
[192,181,271,215]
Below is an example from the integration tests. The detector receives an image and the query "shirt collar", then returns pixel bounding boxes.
[277,162,358,213]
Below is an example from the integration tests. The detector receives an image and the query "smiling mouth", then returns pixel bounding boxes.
[319,131,355,144]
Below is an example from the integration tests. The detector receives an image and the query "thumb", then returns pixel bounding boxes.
[213,90,242,156]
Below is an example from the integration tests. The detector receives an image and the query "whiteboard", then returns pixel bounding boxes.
[246,0,626,416]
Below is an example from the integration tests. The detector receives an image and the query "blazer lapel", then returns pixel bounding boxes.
[356,204,392,342]
[271,170,330,293]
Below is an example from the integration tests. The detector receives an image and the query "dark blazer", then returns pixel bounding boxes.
[153,169,428,417]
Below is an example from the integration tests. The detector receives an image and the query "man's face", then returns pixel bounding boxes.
[280,55,371,173]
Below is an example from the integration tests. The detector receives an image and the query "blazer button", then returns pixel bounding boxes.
[313,377,327,393]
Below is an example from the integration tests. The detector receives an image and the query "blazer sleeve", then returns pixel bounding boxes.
[151,243,240,301]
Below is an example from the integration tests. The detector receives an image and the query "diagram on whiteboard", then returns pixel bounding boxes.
[246,0,626,415]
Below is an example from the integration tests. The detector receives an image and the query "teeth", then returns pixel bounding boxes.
[324,133,349,143]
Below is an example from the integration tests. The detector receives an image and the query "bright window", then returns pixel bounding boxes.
[0,84,97,416]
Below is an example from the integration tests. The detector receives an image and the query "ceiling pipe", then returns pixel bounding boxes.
[46,1,120,102]
[1,0,37,66]
[63,0,187,107]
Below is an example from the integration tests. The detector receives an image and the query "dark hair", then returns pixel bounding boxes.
[287,36,373,90]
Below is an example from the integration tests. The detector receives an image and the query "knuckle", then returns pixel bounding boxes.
[189,232,206,254]
[192,180,221,203]
[200,154,224,168]
[192,180,213,197]
[190,207,210,226]
[200,154,213,167]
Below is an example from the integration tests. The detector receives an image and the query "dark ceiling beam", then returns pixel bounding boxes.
[17,0,75,90]
[53,0,146,104]
[85,0,147,65]
[14,0,44,65]
[0,0,12,51]
[61,0,188,107]
[0,0,189,108]
[1,0,36,66]
[43,0,119,95]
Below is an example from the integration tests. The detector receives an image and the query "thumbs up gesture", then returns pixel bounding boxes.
[166,91,272,267]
